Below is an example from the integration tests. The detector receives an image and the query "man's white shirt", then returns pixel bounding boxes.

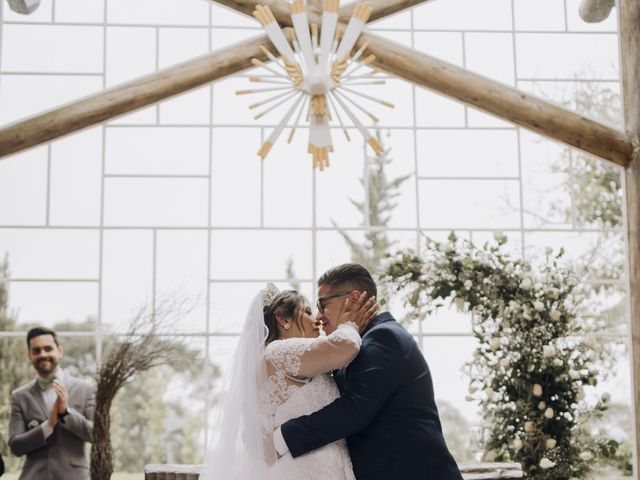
[39,368,64,439]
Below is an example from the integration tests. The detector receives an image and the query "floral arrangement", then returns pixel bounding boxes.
[381,232,619,479]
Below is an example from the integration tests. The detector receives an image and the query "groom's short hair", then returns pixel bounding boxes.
[318,263,377,299]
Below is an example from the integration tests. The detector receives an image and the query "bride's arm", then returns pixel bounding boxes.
[265,294,379,378]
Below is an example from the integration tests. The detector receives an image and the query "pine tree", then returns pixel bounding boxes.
[333,129,411,275]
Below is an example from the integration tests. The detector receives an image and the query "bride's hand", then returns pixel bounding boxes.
[337,291,379,332]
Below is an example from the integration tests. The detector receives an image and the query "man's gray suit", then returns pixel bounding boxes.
[9,375,95,480]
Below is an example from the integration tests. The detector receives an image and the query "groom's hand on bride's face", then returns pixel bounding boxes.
[338,291,379,332]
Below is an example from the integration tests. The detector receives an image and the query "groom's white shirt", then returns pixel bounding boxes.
[274,427,289,455]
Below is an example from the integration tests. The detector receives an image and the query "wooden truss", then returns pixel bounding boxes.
[0,0,638,471]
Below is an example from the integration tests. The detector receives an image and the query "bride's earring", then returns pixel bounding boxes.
[283,323,290,330]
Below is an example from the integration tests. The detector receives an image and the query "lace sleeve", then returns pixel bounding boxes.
[265,322,361,378]
[265,337,314,377]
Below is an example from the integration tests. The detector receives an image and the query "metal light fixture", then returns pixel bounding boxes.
[238,0,393,170]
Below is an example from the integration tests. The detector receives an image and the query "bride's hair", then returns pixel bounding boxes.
[263,290,306,344]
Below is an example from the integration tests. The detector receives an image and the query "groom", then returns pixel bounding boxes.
[273,263,463,479]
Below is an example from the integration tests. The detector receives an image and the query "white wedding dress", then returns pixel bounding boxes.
[263,322,360,480]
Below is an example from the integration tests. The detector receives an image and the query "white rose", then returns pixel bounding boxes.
[550,309,561,321]
[484,387,495,400]
[553,358,563,367]
[538,401,546,410]
[524,421,534,432]
[579,369,590,377]
[493,231,505,241]
[544,407,555,419]
[579,451,593,461]
[508,300,519,311]
[463,280,473,290]
[540,457,556,469]
[505,262,515,274]
[439,242,453,253]
[500,358,510,368]
[485,450,497,462]
[490,338,501,351]
[533,384,543,397]
[601,392,611,402]
[520,278,533,290]
[543,345,556,358]
[546,438,557,449]
[569,370,580,380]
[513,439,523,451]
[545,246,553,255]
[533,300,545,312]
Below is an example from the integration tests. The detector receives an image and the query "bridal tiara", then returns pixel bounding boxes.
[262,282,280,308]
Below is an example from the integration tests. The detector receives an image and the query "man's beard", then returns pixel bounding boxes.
[34,358,57,376]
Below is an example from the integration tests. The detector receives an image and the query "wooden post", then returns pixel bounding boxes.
[358,32,632,168]
[618,0,640,475]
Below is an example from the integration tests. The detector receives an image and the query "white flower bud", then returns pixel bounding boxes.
[513,439,523,451]
[601,392,611,402]
[546,438,557,449]
[543,345,556,358]
[545,246,553,255]
[579,451,593,461]
[520,278,533,290]
[533,300,545,312]
[533,384,543,397]
[524,421,534,432]
[485,450,497,462]
[553,358,563,367]
[550,309,561,321]
[569,370,580,380]
[538,401,546,410]
[500,358,510,368]
[490,338,501,351]
[463,279,473,290]
[540,457,556,469]
[544,407,555,419]
[505,262,515,274]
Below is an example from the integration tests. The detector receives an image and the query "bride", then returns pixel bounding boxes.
[202,283,378,480]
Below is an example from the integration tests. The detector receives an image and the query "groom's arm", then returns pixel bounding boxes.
[278,327,405,457]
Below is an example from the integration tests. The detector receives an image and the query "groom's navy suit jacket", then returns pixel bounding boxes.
[281,312,463,480]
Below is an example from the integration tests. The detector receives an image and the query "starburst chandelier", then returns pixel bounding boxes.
[237,0,394,170]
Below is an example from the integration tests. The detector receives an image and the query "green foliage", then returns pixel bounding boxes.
[382,233,618,479]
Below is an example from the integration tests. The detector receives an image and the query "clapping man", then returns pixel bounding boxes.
[9,327,95,480]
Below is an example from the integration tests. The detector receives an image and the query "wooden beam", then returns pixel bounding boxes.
[210,0,433,27]
[0,0,430,159]
[358,32,632,167]
[0,34,270,159]
[618,0,640,474]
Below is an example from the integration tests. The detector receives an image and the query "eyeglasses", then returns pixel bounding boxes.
[316,291,351,313]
